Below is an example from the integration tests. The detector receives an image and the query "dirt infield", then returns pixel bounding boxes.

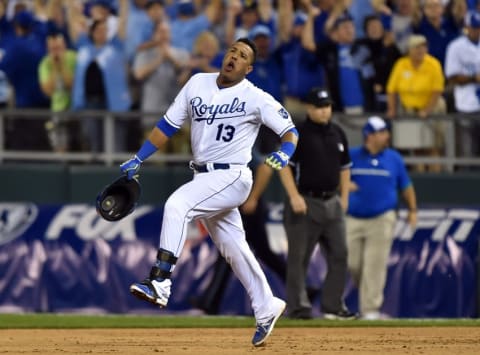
[2,327,480,354]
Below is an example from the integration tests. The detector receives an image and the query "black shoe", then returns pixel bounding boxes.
[288,307,313,320]
[323,309,358,320]
[289,313,313,320]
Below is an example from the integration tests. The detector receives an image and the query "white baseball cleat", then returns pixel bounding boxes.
[251,297,286,347]
[130,278,172,308]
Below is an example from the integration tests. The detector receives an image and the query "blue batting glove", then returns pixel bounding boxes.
[265,151,290,170]
[120,155,142,180]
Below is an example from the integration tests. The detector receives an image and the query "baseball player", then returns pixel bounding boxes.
[120,37,298,347]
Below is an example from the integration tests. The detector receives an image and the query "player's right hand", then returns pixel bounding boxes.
[120,155,142,180]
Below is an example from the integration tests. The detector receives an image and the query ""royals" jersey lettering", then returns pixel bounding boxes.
[191,96,247,124]
[164,73,294,164]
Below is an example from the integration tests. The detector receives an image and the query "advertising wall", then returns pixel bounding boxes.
[0,203,478,317]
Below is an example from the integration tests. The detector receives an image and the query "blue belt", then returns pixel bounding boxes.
[190,162,230,173]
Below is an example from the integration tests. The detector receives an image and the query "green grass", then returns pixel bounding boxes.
[1,314,480,329]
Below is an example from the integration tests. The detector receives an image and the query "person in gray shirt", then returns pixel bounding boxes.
[133,20,190,134]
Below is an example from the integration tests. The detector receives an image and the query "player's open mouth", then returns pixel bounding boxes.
[225,61,235,71]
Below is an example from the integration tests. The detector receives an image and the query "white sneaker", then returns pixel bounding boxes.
[362,311,380,320]
[130,278,172,308]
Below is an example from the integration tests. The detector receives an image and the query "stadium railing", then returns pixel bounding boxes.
[0,109,479,171]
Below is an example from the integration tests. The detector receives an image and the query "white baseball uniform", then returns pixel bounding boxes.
[444,35,480,113]
[159,73,295,320]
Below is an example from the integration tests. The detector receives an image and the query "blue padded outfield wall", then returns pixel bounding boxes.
[0,202,478,318]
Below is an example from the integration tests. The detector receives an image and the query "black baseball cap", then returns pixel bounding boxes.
[305,87,333,107]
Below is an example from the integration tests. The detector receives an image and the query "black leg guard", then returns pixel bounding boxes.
[150,248,178,280]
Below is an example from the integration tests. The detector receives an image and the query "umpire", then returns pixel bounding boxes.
[278,87,355,320]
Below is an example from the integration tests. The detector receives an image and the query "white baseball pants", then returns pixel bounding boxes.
[159,166,277,320]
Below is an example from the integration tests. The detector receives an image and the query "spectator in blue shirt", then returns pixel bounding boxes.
[277,1,325,123]
[124,0,157,62]
[414,0,462,68]
[246,24,284,103]
[349,0,375,37]
[467,0,480,11]
[66,0,131,153]
[0,9,50,150]
[246,24,285,153]
[169,0,222,52]
[346,116,417,320]
[0,9,48,108]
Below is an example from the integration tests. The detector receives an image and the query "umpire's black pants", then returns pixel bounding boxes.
[284,195,348,317]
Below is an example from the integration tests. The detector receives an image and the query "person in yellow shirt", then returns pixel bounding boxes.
[386,34,446,172]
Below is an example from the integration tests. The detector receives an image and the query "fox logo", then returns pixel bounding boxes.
[0,203,38,245]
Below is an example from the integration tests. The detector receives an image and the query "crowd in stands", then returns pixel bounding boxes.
[0,0,479,163]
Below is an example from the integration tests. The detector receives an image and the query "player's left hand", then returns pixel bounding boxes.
[120,155,142,180]
[265,151,289,170]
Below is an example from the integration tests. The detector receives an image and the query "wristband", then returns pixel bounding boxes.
[280,141,296,158]
[156,117,179,138]
[136,139,158,162]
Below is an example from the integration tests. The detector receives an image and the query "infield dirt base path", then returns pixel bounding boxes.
[2,327,480,354]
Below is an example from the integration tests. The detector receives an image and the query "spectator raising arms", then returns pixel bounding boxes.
[351,14,402,112]
[66,0,131,153]
[414,0,462,68]
[372,0,421,54]
[277,0,325,123]
[87,0,119,40]
[179,30,223,86]
[133,20,190,156]
[302,4,365,114]
[129,0,167,59]
[169,0,222,52]
[224,0,275,47]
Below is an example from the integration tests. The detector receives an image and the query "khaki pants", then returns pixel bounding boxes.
[346,210,396,315]
[396,97,447,171]
[397,96,447,150]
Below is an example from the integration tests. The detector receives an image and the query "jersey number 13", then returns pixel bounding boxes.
[215,124,235,142]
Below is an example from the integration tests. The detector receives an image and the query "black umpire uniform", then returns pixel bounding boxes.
[279,87,354,319]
